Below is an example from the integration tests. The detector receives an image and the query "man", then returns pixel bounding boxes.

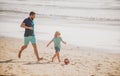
[18,11,42,61]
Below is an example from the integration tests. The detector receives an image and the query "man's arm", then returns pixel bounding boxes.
[21,23,33,30]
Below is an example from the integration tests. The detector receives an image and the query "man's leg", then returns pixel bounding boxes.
[32,44,42,61]
[18,45,27,58]
[18,36,29,58]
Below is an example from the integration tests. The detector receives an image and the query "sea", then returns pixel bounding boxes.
[0,0,120,53]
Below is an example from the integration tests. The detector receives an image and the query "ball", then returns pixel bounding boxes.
[64,58,70,65]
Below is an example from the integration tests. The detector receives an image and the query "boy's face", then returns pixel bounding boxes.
[57,34,60,38]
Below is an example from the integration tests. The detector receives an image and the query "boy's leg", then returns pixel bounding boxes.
[56,52,61,62]
[52,53,57,62]
[18,45,27,58]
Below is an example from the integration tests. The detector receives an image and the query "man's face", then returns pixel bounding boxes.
[30,14,35,20]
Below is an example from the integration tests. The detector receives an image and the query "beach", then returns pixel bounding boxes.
[0,37,120,76]
[0,0,120,76]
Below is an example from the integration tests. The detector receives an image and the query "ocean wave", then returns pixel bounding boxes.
[1,1,120,10]
[1,10,120,22]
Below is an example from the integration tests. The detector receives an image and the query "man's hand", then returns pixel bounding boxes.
[28,27,33,30]
[21,23,33,30]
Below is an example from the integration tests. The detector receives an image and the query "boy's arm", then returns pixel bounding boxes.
[61,37,66,44]
[62,41,67,44]
[46,40,53,47]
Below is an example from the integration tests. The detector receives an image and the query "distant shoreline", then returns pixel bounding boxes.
[0,36,120,54]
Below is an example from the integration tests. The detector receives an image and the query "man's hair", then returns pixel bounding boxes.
[29,11,36,16]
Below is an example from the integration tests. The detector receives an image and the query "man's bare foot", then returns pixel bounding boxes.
[18,52,21,58]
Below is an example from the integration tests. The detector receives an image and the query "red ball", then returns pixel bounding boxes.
[64,58,70,65]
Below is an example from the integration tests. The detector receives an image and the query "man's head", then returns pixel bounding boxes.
[29,11,36,20]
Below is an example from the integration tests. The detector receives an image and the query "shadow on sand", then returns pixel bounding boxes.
[0,59,66,68]
[0,59,13,63]
[0,59,53,65]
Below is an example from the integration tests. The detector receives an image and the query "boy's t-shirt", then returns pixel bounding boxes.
[52,37,62,48]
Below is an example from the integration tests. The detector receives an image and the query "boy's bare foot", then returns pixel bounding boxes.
[38,57,43,61]
[59,60,61,63]
[52,57,54,62]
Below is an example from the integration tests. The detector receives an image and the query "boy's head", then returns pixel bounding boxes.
[29,11,36,20]
[54,31,61,38]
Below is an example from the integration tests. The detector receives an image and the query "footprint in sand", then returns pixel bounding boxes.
[0,66,1,68]
[95,63,102,71]
[7,65,13,70]
[107,73,115,76]
[4,69,8,73]
[4,65,15,76]
[51,47,53,49]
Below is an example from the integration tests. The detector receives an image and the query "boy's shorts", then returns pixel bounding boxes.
[54,47,60,52]
[24,36,36,45]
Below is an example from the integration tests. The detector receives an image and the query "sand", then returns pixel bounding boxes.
[0,37,120,76]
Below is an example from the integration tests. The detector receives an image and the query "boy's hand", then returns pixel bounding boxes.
[46,44,49,47]
[63,41,67,45]
[64,42,67,44]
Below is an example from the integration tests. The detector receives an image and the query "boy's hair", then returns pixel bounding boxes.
[29,11,36,16]
[54,31,61,38]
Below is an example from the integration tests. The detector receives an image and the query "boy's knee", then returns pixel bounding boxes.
[56,52,59,55]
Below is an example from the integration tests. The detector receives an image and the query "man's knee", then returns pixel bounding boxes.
[32,44,37,49]
[23,45,28,48]
[32,43,36,46]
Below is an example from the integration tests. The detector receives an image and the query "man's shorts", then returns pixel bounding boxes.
[24,36,36,45]
[54,47,60,52]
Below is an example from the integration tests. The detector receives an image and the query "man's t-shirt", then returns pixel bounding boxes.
[52,37,62,48]
[23,17,35,37]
